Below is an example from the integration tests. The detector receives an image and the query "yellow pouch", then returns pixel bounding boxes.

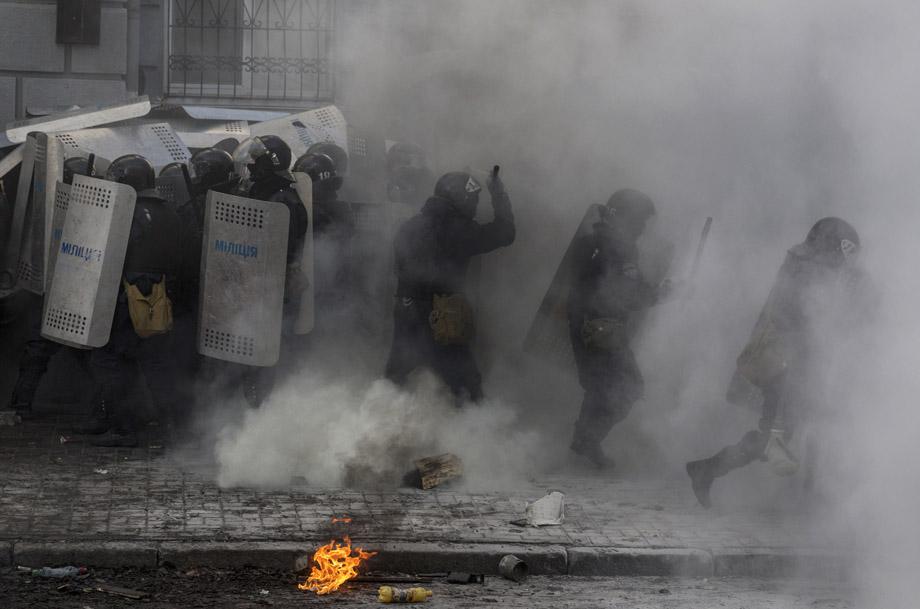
[429,294,475,346]
[123,277,173,338]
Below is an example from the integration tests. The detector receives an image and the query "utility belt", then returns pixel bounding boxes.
[580,316,628,352]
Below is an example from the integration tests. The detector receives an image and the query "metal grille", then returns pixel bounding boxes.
[167,0,335,103]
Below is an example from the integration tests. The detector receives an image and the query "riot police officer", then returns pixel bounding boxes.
[80,154,183,446]
[292,150,356,335]
[227,136,308,407]
[686,217,864,508]
[567,189,666,468]
[172,147,236,394]
[7,157,96,418]
[384,168,515,402]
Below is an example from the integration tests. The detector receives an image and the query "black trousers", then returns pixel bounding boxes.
[10,296,92,409]
[569,318,644,447]
[384,297,483,402]
[90,299,182,432]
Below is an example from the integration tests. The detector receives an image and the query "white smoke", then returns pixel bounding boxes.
[211,1,920,604]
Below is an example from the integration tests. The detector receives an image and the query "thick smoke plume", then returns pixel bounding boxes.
[212,1,920,604]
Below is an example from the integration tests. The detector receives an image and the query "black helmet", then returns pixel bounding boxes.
[434,171,481,219]
[190,148,234,190]
[386,142,426,173]
[232,135,291,182]
[605,189,656,223]
[306,141,348,175]
[104,154,155,192]
[292,152,343,195]
[806,217,860,265]
[214,137,240,155]
[386,143,429,204]
[63,156,95,185]
[158,162,186,178]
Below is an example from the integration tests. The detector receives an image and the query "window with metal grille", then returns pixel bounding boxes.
[166,0,335,104]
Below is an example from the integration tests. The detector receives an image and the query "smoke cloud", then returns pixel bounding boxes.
[209,1,920,604]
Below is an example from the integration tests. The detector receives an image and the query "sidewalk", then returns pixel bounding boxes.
[0,415,844,578]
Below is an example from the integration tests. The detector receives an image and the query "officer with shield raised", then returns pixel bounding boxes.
[7,157,96,418]
[219,135,308,407]
[567,189,671,469]
[78,154,183,446]
[686,217,868,508]
[384,167,515,403]
[292,150,356,339]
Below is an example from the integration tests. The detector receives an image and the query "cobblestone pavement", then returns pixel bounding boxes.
[0,414,835,560]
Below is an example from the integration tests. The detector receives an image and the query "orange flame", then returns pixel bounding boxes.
[297,536,377,595]
[331,516,353,524]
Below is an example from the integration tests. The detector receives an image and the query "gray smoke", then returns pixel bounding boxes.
[211,1,920,604]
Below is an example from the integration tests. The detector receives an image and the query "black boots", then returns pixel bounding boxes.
[571,438,615,470]
[686,459,716,508]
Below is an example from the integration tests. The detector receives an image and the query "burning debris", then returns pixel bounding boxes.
[297,536,377,595]
[411,453,463,490]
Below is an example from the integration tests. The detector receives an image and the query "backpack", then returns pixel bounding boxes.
[123,276,173,338]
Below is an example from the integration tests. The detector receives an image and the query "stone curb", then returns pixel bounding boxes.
[12,541,158,568]
[362,543,569,576]
[3,539,848,578]
[567,547,713,577]
[711,548,849,579]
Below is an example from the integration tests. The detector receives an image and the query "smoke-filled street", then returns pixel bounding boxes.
[3,0,920,607]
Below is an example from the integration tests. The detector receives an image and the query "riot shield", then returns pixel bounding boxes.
[41,175,137,348]
[174,120,250,149]
[198,191,289,366]
[15,133,65,293]
[51,122,190,171]
[1,136,36,290]
[523,204,604,368]
[44,180,70,291]
[155,173,192,209]
[250,105,347,161]
[291,172,314,335]
[5,96,151,143]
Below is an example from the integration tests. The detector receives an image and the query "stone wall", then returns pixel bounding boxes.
[0,0,130,127]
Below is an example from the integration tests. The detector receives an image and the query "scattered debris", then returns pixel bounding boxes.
[378,586,433,603]
[94,583,149,600]
[0,410,21,426]
[412,453,463,490]
[19,565,88,578]
[259,589,270,595]
[511,491,565,527]
[498,555,528,582]
[446,572,484,584]
[659,588,671,594]
[93,468,109,475]
[60,435,73,444]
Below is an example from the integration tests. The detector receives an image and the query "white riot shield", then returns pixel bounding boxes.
[198,191,289,366]
[15,133,65,293]
[292,172,314,335]
[250,105,347,161]
[173,119,250,149]
[44,181,70,291]
[41,175,136,348]
[1,136,37,290]
[5,96,151,143]
[155,174,192,209]
[51,122,190,171]
[523,204,604,368]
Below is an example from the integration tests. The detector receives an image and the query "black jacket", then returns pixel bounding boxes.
[246,174,309,265]
[568,221,657,323]
[124,191,181,279]
[394,192,515,297]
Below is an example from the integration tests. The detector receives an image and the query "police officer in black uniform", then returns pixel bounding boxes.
[230,136,308,407]
[79,154,183,447]
[172,147,236,395]
[8,157,96,418]
[384,168,515,402]
[567,189,666,468]
[292,150,356,337]
[686,217,865,508]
